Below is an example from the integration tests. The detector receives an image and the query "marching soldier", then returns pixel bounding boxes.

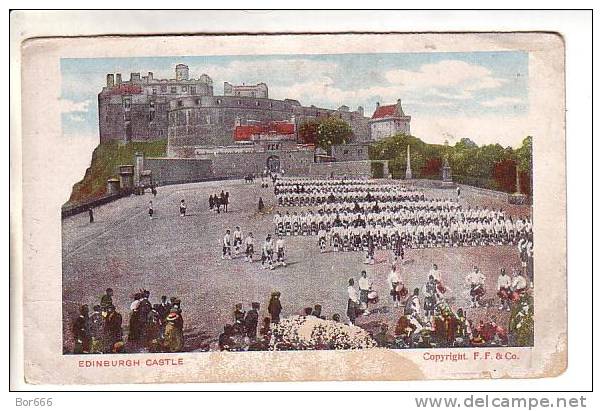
[222,230,232,260]
[465,266,486,308]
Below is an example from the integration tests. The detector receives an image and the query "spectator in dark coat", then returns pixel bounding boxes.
[244,302,260,339]
[268,291,282,323]
[103,304,122,353]
[72,304,91,354]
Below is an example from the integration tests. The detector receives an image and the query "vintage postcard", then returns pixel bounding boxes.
[13,30,566,384]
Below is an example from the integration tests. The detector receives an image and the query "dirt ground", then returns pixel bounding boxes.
[62,179,532,352]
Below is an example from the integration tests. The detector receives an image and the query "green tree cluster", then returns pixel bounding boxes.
[369,133,533,194]
[298,117,353,154]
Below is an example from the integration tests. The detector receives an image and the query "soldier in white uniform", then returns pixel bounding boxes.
[318,227,328,253]
[497,268,512,311]
[275,236,286,267]
[233,226,243,255]
[244,232,255,262]
[222,230,232,260]
[261,235,274,270]
[465,266,486,308]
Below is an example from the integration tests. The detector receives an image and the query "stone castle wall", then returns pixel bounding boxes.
[144,155,375,185]
[144,158,213,185]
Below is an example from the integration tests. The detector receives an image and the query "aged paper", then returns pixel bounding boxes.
[13,31,565,385]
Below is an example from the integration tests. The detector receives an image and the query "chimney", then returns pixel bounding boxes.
[357,106,364,117]
[130,73,141,82]
[376,101,380,108]
[115,73,122,84]
[106,74,114,87]
[397,98,402,105]
[148,72,153,81]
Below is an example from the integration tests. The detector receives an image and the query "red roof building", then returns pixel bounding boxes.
[369,99,411,141]
[234,121,296,142]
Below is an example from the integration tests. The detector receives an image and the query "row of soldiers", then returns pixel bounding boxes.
[221,227,287,270]
[276,188,425,207]
[71,288,185,354]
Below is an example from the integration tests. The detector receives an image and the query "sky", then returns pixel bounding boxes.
[60,51,529,147]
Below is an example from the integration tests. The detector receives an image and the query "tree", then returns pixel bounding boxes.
[316,117,353,153]
[298,119,319,145]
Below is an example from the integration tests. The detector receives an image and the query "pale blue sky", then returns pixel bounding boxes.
[60,51,529,146]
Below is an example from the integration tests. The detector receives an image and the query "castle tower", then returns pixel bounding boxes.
[405,144,413,180]
[106,74,114,87]
[175,64,189,81]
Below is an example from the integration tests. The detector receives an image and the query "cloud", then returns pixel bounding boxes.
[385,60,506,95]
[59,98,92,114]
[480,96,525,107]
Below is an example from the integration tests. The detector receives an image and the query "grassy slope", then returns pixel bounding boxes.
[66,140,167,206]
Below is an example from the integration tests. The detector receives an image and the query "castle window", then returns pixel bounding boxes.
[149,101,155,108]
[149,111,155,122]
[237,100,241,105]
[161,85,167,92]
[152,87,157,95]
[177,100,183,107]
[270,102,273,108]
[255,101,260,107]
[190,86,196,94]
[182,86,188,92]
[195,98,201,105]
[123,98,131,110]
[216,99,221,105]
[171,86,177,93]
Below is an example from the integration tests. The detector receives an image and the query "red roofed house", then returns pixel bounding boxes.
[368,99,411,141]
[233,120,295,143]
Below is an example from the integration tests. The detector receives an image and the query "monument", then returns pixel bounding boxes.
[440,156,455,188]
[508,165,528,204]
[405,145,413,180]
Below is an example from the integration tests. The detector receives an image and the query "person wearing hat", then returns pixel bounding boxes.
[72,304,91,354]
[268,291,282,323]
[163,309,184,352]
[100,288,114,315]
[102,304,122,353]
[88,207,94,223]
[244,302,260,339]
[128,293,143,344]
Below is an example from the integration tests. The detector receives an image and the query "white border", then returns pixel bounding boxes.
[7,9,593,396]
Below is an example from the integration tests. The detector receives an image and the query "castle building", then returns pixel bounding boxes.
[368,99,411,141]
[98,64,371,151]
[224,82,268,98]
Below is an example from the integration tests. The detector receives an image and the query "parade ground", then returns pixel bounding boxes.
[62,179,532,352]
